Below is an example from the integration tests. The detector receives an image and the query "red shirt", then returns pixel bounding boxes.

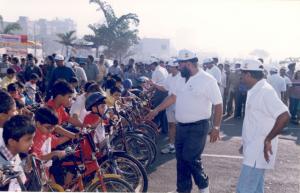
[83,113,100,126]
[31,128,60,158]
[47,99,70,125]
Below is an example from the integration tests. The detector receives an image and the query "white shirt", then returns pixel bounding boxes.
[170,69,223,123]
[220,71,227,88]
[282,75,292,87]
[267,74,286,98]
[70,93,88,122]
[242,79,288,169]
[152,65,168,85]
[206,65,222,84]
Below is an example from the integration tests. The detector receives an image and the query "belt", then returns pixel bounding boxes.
[177,119,209,127]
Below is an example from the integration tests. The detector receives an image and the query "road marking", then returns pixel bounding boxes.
[202,153,243,159]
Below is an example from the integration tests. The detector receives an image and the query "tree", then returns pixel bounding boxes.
[0,15,22,34]
[87,0,140,60]
[56,30,77,57]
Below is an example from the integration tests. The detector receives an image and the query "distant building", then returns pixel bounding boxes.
[133,38,172,62]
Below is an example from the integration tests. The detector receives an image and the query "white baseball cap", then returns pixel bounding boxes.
[177,49,197,62]
[203,58,214,64]
[240,59,264,71]
[55,54,64,61]
[270,67,278,73]
[167,60,178,67]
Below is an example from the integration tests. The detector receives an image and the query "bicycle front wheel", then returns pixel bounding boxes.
[87,177,134,192]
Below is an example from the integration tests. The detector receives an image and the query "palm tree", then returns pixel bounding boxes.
[56,30,77,57]
[0,15,22,34]
[87,0,140,59]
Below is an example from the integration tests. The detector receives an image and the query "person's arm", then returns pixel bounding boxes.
[145,94,176,120]
[68,116,84,128]
[210,103,223,142]
[39,150,66,161]
[148,79,167,92]
[53,125,77,139]
[264,111,290,162]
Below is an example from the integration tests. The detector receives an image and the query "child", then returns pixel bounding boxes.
[69,77,79,96]
[105,86,122,107]
[24,73,39,105]
[47,80,84,129]
[0,115,35,191]
[0,68,16,90]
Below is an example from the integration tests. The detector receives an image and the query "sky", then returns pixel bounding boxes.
[1,0,300,60]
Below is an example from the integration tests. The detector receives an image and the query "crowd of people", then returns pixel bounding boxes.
[0,50,297,193]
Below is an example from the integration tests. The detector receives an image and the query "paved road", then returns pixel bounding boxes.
[147,116,300,193]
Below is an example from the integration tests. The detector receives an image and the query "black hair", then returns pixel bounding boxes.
[16,73,26,84]
[3,115,35,145]
[110,86,122,95]
[112,75,122,82]
[30,73,39,80]
[12,57,19,64]
[88,55,94,62]
[243,70,264,80]
[52,80,74,99]
[84,81,96,92]
[7,68,16,75]
[0,90,15,114]
[27,53,34,60]
[87,83,101,93]
[15,81,25,89]
[7,83,18,92]
[34,107,59,125]
[103,79,116,90]
[70,77,78,84]
[151,62,159,67]
[47,55,55,63]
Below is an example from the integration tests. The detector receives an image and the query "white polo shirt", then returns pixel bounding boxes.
[170,69,223,123]
[267,74,286,98]
[242,79,288,169]
[206,65,222,85]
[70,93,88,122]
[152,65,168,85]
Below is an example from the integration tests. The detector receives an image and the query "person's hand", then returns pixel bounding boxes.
[54,150,66,159]
[264,139,272,162]
[209,128,220,143]
[144,109,159,121]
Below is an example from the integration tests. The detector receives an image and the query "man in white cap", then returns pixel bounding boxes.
[146,49,223,193]
[266,67,286,101]
[148,60,184,154]
[237,59,290,193]
[204,58,222,86]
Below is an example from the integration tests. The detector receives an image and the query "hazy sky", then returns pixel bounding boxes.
[1,0,300,60]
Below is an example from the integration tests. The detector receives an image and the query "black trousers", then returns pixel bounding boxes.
[175,120,210,193]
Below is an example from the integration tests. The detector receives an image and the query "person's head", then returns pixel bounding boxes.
[12,57,19,65]
[15,81,25,94]
[150,62,159,71]
[52,80,74,107]
[21,58,26,65]
[166,61,179,75]
[177,49,199,80]
[54,54,64,67]
[288,63,296,72]
[113,60,119,67]
[69,77,79,89]
[0,91,17,126]
[30,73,39,84]
[2,54,9,62]
[203,58,214,69]
[269,67,278,75]
[104,79,116,90]
[110,86,122,101]
[280,66,287,77]
[69,56,76,62]
[218,63,224,72]
[128,58,135,66]
[159,60,165,68]
[212,57,219,65]
[99,54,105,63]
[7,83,18,98]
[240,59,264,88]
[85,92,107,116]
[26,54,34,66]
[83,81,96,93]
[112,75,122,88]
[16,73,25,84]
[235,63,241,69]
[34,107,58,134]
[122,79,132,90]
[87,55,94,64]
[87,83,102,94]
[224,63,230,72]
[294,70,300,80]
[6,68,16,79]
[46,55,55,65]
[3,115,35,154]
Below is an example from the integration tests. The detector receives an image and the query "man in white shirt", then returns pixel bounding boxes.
[146,50,223,193]
[279,66,292,104]
[149,60,184,154]
[267,67,286,101]
[204,58,222,86]
[237,59,290,193]
[150,61,169,134]
[218,63,227,98]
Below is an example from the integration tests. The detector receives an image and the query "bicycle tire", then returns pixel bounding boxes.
[98,152,148,192]
[87,177,134,192]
